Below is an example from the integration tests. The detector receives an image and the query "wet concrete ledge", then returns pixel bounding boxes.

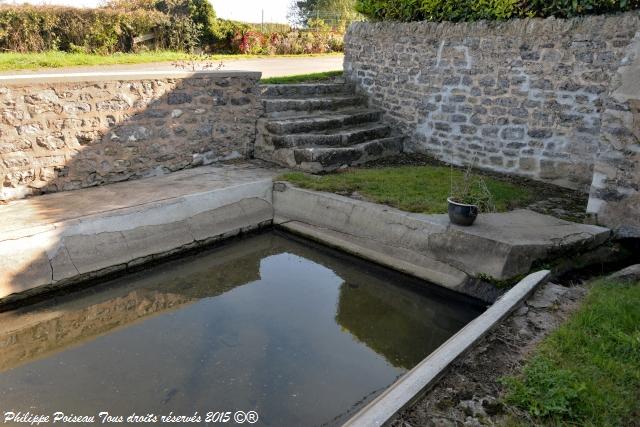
[342,270,551,427]
[0,164,278,303]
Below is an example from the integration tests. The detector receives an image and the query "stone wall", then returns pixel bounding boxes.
[587,32,640,237]
[0,71,262,201]
[345,13,640,191]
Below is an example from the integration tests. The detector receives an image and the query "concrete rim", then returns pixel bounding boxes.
[342,269,551,427]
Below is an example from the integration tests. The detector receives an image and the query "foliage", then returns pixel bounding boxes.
[0,3,345,55]
[155,0,216,46]
[503,279,640,426]
[261,70,343,84]
[207,19,250,52]
[160,15,202,52]
[449,164,496,213]
[0,5,165,53]
[523,0,640,18]
[279,165,532,214]
[230,26,344,55]
[355,0,640,22]
[291,0,362,30]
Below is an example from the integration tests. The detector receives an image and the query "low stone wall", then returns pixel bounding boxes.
[345,13,640,192]
[0,71,262,201]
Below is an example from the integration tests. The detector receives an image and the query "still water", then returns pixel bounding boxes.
[0,231,483,426]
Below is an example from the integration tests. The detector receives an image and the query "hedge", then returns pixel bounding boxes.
[0,6,168,53]
[355,0,640,22]
[0,4,345,55]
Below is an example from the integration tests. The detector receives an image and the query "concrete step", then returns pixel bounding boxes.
[260,83,354,98]
[263,95,366,115]
[268,123,393,149]
[264,109,384,135]
[292,136,404,172]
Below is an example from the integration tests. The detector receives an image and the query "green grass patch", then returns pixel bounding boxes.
[0,51,343,72]
[503,279,640,426]
[279,166,533,214]
[0,51,192,71]
[260,70,343,84]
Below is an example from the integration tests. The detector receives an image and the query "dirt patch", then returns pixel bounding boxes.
[363,154,590,223]
[390,281,588,427]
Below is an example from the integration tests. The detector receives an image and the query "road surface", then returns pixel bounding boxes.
[0,55,344,78]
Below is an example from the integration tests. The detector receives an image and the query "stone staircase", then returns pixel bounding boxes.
[255,81,403,172]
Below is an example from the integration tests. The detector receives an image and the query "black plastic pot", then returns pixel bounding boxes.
[447,197,478,226]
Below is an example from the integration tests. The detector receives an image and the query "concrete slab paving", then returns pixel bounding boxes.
[0,164,280,302]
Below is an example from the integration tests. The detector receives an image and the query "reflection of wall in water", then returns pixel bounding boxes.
[0,235,278,373]
[0,232,482,375]
[335,279,477,370]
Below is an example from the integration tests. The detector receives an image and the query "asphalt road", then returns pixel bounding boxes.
[1,55,344,78]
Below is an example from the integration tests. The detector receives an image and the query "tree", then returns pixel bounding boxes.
[290,0,361,30]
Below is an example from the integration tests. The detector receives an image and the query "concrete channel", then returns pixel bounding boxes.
[0,163,610,424]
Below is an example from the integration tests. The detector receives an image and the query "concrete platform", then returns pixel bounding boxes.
[0,164,279,302]
[0,169,611,304]
[273,183,610,299]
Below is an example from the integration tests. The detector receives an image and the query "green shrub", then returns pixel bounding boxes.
[229,25,344,55]
[154,0,216,47]
[355,0,640,22]
[0,5,165,53]
[0,3,345,54]
[0,6,59,52]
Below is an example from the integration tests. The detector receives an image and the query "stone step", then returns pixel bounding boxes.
[264,109,384,135]
[292,136,404,172]
[263,95,366,115]
[260,83,354,98]
[268,123,393,149]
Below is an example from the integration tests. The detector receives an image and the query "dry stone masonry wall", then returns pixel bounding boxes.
[345,13,640,192]
[0,71,262,201]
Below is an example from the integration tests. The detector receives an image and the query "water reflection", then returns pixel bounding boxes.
[0,232,482,426]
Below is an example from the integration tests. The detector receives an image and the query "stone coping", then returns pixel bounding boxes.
[342,270,551,427]
[0,70,262,85]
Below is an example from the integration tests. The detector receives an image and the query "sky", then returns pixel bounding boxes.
[5,0,292,23]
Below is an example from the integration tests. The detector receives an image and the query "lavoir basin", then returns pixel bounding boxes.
[0,231,483,426]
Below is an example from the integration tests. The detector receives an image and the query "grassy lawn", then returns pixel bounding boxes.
[261,70,343,84]
[504,278,640,426]
[279,166,534,214]
[0,51,343,72]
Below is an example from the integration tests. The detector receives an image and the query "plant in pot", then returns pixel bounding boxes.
[448,164,496,226]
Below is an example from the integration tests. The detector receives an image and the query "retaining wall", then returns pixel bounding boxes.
[344,13,640,192]
[0,71,262,201]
